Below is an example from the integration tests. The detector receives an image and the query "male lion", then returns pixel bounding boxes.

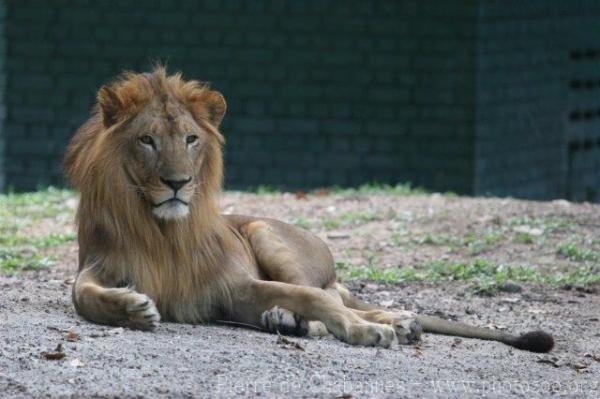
[64,66,553,352]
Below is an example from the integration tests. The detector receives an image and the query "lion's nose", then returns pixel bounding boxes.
[160,176,192,192]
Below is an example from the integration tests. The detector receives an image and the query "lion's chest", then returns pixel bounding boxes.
[125,256,228,324]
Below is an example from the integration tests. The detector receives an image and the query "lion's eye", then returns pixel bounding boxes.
[139,135,155,147]
[186,135,199,145]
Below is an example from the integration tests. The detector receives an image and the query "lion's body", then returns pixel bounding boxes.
[65,66,553,353]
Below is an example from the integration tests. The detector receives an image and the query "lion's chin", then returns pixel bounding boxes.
[152,201,190,220]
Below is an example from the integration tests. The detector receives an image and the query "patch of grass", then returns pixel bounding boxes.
[0,233,73,274]
[556,243,599,262]
[335,261,426,285]
[0,187,76,219]
[0,188,77,274]
[253,185,281,195]
[0,247,55,274]
[508,216,571,235]
[513,232,535,244]
[331,182,427,196]
[463,232,504,255]
[0,233,76,248]
[335,259,600,294]
[291,218,312,230]
[322,211,379,231]
[419,234,454,246]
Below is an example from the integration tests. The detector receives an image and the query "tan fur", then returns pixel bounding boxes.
[65,66,553,352]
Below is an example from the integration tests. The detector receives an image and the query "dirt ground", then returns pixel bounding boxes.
[1,191,600,398]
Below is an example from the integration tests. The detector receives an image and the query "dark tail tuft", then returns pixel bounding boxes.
[509,330,554,353]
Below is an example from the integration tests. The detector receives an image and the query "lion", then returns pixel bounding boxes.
[64,66,553,352]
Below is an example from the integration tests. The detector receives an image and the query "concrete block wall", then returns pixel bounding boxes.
[1,0,599,201]
[474,0,600,201]
[0,1,5,191]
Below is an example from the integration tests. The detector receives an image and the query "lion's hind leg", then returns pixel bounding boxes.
[351,309,422,344]
[330,282,422,344]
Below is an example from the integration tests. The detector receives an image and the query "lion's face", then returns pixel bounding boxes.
[123,104,208,220]
[64,68,227,222]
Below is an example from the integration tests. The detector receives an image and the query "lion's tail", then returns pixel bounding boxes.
[416,315,554,353]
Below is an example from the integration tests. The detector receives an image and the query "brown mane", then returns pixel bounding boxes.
[64,66,234,322]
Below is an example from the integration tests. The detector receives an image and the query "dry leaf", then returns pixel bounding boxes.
[294,191,307,200]
[276,333,305,351]
[571,364,589,373]
[42,343,65,360]
[583,353,600,362]
[64,330,79,342]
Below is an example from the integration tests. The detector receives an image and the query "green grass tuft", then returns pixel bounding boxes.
[556,243,599,262]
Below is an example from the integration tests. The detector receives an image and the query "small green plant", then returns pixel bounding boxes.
[322,211,379,231]
[556,243,599,262]
[253,185,281,195]
[292,218,312,230]
[419,234,453,246]
[513,233,534,245]
[463,231,504,255]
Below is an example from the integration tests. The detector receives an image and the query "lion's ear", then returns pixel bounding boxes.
[97,85,124,128]
[204,90,226,127]
[186,89,227,128]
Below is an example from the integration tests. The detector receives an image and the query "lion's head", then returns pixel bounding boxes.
[65,66,226,221]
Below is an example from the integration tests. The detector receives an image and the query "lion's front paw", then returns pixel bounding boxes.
[342,322,395,348]
[122,291,161,331]
[392,313,422,345]
[261,306,308,336]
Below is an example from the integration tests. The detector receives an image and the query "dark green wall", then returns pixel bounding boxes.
[0,1,5,191]
[3,0,477,192]
[3,1,600,200]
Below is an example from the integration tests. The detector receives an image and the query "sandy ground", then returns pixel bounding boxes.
[1,192,600,398]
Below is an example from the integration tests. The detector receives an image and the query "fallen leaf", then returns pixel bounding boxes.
[536,358,560,367]
[42,343,65,360]
[294,191,307,200]
[412,346,423,358]
[64,330,79,342]
[570,363,589,373]
[276,333,305,351]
